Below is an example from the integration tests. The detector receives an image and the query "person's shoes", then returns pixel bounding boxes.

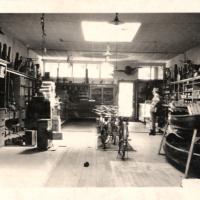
[149,130,156,135]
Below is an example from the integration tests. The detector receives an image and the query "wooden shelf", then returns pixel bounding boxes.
[0,58,8,65]
[181,98,200,100]
[6,68,36,80]
[182,91,193,93]
[171,76,200,84]
[165,75,200,104]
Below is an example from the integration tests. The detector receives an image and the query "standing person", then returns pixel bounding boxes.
[149,88,163,135]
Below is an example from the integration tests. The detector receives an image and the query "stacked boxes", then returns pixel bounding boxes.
[40,81,56,102]
[37,81,63,143]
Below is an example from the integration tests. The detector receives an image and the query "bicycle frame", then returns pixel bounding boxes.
[93,105,119,149]
[118,118,129,159]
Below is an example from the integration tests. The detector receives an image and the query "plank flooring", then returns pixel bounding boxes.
[46,120,184,187]
[0,120,185,187]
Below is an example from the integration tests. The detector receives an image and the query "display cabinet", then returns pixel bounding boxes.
[56,83,116,119]
[90,84,115,105]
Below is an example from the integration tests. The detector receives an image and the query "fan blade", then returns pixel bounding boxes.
[115,70,125,72]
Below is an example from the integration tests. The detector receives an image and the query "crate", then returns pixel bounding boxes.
[25,130,37,146]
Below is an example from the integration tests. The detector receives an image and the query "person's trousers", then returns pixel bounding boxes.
[150,111,156,132]
[150,112,164,132]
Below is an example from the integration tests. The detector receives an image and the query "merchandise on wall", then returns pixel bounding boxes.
[164,59,200,105]
[56,82,116,119]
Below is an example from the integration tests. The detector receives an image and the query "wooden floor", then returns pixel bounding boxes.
[0,120,185,188]
[45,120,184,187]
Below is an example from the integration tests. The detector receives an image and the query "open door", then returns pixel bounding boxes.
[118,82,133,117]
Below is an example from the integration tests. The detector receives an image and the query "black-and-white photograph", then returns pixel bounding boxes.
[0,0,200,199]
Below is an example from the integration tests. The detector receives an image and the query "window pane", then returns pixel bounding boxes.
[138,67,151,80]
[73,63,86,78]
[45,62,58,77]
[150,67,155,80]
[59,63,72,77]
[100,62,114,79]
[138,66,164,80]
[157,66,164,79]
[87,64,99,78]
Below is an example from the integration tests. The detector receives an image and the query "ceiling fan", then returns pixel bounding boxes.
[115,65,141,75]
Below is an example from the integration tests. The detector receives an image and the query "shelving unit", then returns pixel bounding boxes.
[168,76,200,103]
[0,58,36,130]
[90,84,115,105]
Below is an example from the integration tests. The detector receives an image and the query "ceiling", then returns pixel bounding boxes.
[1,13,200,63]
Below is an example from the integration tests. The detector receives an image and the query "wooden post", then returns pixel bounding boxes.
[158,120,169,155]
[184,128,198,178]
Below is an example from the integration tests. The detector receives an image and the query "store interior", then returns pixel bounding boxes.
[1,13,200,190]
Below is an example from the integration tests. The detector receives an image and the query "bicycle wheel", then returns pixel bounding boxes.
[112,127,118,145]
[101,129,107,149]
[121,141,127,159]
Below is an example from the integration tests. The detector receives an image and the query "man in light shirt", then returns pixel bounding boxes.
[149,88,163,135]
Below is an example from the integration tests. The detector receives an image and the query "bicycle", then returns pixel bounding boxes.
[100,116,110,149]
[110,116,119,145]
[118,117,129,160]
[93,105,118,149]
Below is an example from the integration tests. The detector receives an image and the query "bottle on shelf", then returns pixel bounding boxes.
[182,63,188,79]
[1,43,7,60]
[177,67,181,81]
[174,64,178,81]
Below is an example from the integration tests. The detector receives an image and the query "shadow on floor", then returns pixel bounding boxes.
[19,148,47,154]
[97,136,137,152]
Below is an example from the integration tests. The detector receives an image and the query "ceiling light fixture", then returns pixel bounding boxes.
[103,44,112,62]
[111,13,123,25]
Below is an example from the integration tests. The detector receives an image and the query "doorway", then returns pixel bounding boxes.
[118,82,133,117]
